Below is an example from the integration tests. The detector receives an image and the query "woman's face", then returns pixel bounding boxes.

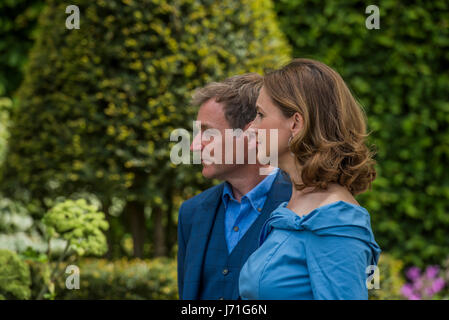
[250,86,293,162]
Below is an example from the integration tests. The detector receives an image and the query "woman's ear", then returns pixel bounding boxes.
[290,112,303,137]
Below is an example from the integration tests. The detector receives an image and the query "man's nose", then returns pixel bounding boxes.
[244,126,258,149]
[247,120,258,131]
[190,132,203,152]
[245,121,259,137]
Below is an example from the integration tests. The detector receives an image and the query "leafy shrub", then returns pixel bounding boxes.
[29,198,109,299]
[0,249,31,299]
[52,257,178,299]
[22,249,53,300]
[42,198,109,256]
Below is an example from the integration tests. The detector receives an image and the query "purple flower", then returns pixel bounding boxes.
[400,284,414,298]
[402,263,448,300]
[413,278,423,290]
[406,266,421,281]
[425,265,440,279]
[409,293,421,300]
[424,287,434,297]
[431,277,445,293]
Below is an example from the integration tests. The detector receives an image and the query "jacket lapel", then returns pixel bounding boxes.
[183,183,224,300]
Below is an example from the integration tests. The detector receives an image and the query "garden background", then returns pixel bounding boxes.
[0,0,448,300]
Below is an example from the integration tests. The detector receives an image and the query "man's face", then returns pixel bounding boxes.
[190,98,243,180]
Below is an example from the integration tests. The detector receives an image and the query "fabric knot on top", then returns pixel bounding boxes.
[259,202,304,245]
[258,200,381,268]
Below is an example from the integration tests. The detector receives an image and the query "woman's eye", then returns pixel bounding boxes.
[257,111,264,118]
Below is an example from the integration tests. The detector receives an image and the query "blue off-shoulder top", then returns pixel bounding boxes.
[239,201,381,300]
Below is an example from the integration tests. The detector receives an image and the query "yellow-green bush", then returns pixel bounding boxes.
[52,257,178,299]
[0,249,31,299]
[369,253,405,300]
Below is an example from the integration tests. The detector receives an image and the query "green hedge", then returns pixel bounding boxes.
[0,0,45,97]
[52,257,178,299]
[274,0,449,267]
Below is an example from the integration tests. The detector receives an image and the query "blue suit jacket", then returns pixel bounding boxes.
[177,170,292,300]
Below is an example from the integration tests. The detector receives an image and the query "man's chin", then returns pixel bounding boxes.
[201,164,217,179]
[202,163,240,181]
[202,163,231,180]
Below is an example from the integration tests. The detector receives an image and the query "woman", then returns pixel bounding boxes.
[239,58,381,300]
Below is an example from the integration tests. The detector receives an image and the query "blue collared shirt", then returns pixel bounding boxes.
[222,167,279,254]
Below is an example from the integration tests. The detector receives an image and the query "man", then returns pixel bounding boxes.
[177,73,292,300]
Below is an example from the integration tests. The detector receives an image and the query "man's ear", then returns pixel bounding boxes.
[291,112,303,137]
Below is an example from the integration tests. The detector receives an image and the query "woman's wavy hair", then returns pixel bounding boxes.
[264,58,376,196]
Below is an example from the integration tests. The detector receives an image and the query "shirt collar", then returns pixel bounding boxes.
[222,167,279,213]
